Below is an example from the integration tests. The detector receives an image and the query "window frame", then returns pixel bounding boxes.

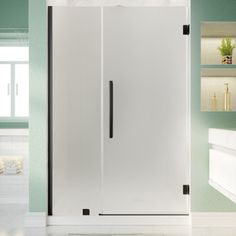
[0,54,29,122]
[0,30,29,122]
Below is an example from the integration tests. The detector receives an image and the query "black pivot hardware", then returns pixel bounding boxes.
[82,209,90,215]
[183,185,190,195]
[183,25,190,35]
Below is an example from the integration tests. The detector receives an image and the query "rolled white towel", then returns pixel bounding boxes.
[4,169,22,175]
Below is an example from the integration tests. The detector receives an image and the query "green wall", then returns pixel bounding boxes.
[28,0,236,212]
[191,0,236,211]
[0,0,28,129]
[0,122,28,128]
[0,0,28,28]
[29,0,47,212]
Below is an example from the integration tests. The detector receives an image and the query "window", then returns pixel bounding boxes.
[0,46,29,118]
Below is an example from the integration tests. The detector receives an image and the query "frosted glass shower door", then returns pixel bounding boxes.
[52,7,101,216]
[102,7,189,214]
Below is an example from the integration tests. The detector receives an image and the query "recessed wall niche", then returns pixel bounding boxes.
[201,22,236,112]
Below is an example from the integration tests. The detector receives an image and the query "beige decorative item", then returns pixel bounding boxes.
[222,55,232,64]
[218,37,236,65]
[211,93,218,111]
[223,83,231,111]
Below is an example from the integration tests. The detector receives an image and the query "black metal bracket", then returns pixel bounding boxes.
[183,25,190,35]
[83,209,90,215]
[183,185,190,195]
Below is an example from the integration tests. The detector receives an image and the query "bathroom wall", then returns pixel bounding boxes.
[0,0,28,129]
[28,0,236,212]
[0,0,28,28]
[29,0,47,211]
[191,0,236,211]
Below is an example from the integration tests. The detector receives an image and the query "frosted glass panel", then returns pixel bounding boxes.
[103,7,189,214]
[52,7,101,216]
[0,47,28,61]
[0,65,11,116]
[15,64,29,116]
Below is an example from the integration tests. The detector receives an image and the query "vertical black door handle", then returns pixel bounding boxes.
[109,81,113,138]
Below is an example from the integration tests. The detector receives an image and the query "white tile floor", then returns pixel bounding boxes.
[1,204,236,236]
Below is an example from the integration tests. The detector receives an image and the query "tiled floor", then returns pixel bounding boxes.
[1,204,236,236]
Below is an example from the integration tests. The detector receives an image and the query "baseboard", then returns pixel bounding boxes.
[24,212,47,227]
[191,212,236,227]
[28,212,236,228]
[48,215,190,227]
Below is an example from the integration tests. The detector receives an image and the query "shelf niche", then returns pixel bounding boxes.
[201,22,236,112]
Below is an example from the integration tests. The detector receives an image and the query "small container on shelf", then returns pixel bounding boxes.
[222,55,232,64]
[223,83,231,111]
[211,93,218,111]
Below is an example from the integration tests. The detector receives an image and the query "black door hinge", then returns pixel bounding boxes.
[183,25,190,35]
[183,185,190,195]
[82,209,90,215]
